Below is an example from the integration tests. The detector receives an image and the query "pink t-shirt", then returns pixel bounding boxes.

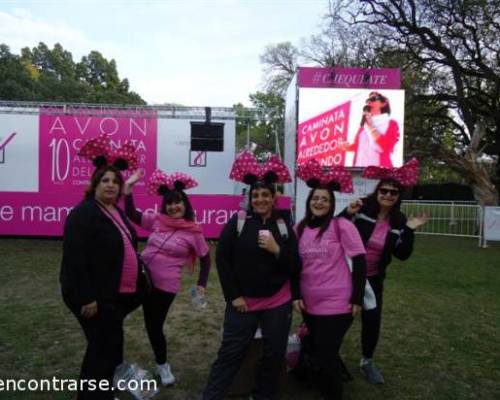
[366,220,390,277]
[244,281,291,312]
[298,218,365,315]
[140,213,209,293]
[107,208,138,294]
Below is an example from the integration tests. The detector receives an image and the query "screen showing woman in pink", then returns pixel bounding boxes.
[342,92,400,168]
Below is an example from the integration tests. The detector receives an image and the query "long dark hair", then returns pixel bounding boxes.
[84,165,123,201]
[247,181,276,213]
[362,178,405,227]
[297,188,336,239]
[160,190,195,221]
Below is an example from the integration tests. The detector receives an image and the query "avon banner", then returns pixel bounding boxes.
[0,193,290,238]
[39,110,158,195]
[0,107,240,237]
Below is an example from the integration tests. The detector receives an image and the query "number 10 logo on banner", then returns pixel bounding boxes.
[48,138,71,182]
[39,111,157,194]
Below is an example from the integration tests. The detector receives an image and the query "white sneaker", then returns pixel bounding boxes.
[156,362,175,386]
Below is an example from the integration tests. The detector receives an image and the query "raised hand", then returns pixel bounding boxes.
[406,214,428,230]
[124,169,144,194]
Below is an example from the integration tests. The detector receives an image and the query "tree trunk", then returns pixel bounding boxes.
[470,176,499,207]
[440,123,499,206]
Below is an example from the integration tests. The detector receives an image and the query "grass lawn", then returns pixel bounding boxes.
[0,236,499,400]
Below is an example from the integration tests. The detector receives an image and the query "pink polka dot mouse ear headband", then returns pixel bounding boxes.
[78,133,138,171]
[147,169,198,196]
[297,159,354,193]
[229,150,292,185]
[362,157,419,187]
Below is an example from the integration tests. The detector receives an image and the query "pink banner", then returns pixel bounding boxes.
[297,101,351,166]
[39,110,157,194]
[0,193,291,239]
[298,67,400,89]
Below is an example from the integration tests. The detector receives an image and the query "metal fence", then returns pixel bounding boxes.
[400,200,483,246]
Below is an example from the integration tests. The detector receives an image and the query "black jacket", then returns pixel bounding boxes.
[60,198,138,312]
[339,206,414,279]
[216,211,301,302]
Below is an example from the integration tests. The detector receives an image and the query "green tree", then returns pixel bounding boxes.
[234,91,285,159]
[1,42,145,105]
[0,44,37,100]
[331,0,499,205]
[257,1,499,204]
[259,42,299,96]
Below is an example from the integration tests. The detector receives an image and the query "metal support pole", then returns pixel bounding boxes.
[246,119,250,149]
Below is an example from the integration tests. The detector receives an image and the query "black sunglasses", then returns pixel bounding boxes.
[368,95,385,102]
[379,188,400,196]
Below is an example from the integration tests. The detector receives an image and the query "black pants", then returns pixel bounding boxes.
[203,301,292,400]
[66,294,141,400]
[304,313,353,400]
[142,287,176,365]
[361,275,384,359]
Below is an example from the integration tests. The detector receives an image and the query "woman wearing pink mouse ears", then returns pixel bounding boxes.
[202,151,301,400]
[123,168,211,388]
[293,159,367,400]
[61,135,155,400]
[339,158,427,385]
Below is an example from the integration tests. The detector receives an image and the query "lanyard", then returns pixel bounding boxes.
[97,200,177,266]
[97,201,135,247]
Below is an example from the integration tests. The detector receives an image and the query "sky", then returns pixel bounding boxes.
[0,0,329,107]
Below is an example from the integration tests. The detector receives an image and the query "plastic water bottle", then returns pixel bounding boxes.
[286,334,301,370]
[190,286,207,311]
[113,362,158,399]
[130,365,158,399]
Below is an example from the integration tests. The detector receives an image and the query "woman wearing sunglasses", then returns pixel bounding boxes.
[342,91,400,168]
[339,159,427,385]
